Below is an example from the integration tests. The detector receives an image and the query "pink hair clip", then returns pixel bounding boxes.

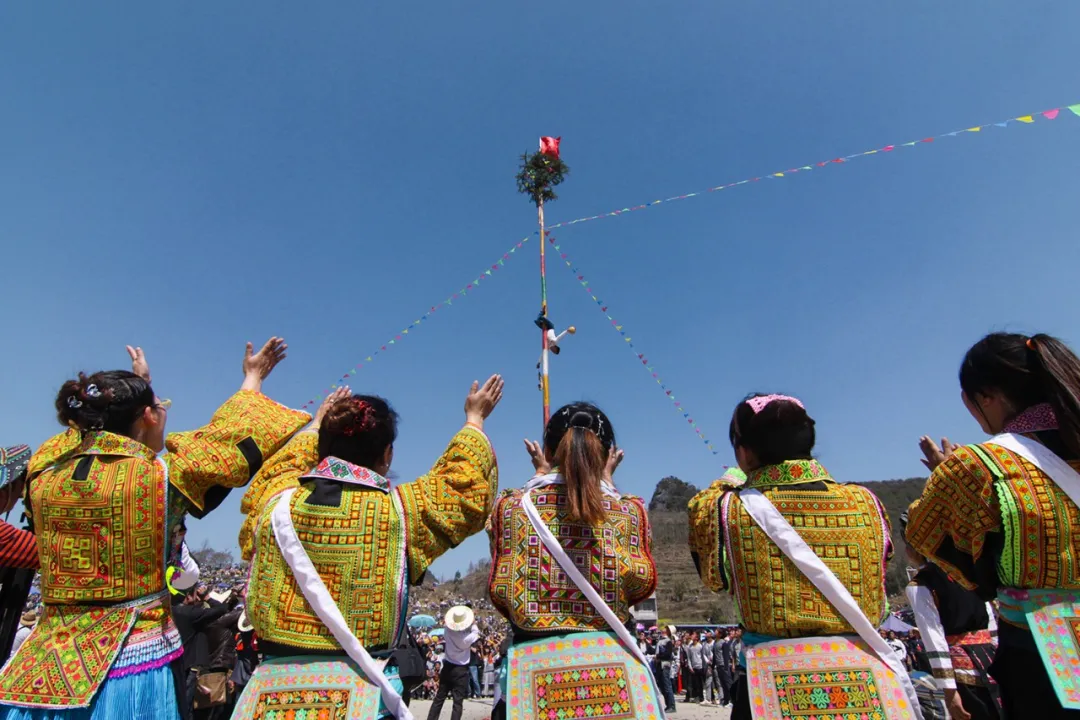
[746,394,804,414]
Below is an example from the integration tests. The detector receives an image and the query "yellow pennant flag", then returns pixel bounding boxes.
[966,126,981,132]
[773,172,784,177]
[1016,115,1034,123]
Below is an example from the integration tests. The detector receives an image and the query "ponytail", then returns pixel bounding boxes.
[544,402,616,525]
[553,427,607,525]
[960,331,1080,458]
[1028,334,1080,459]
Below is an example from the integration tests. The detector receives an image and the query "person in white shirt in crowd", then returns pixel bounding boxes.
[427,605,479,720]
[884,630,909,666]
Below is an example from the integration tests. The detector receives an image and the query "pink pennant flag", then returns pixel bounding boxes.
[882,145,895,152]
[1043,109,1060,120]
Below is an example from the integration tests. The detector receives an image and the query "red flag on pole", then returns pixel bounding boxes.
[539,136,561,158]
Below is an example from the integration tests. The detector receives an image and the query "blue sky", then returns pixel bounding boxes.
[2,2,1079,579]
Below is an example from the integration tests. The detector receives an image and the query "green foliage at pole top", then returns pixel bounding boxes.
[516,151,570,206]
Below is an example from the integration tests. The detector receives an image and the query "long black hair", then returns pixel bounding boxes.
[544,402,615,525]
[960,332,1080,458]
[728,394,815,466]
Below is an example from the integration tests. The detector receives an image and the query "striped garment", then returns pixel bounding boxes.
[0,522,37,570]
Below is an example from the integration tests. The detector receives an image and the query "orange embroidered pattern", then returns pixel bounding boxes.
[488,486,657,632]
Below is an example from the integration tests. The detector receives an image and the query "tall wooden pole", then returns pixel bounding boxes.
[539,200,550,430]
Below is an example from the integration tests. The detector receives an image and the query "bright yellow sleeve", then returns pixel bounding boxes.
[905,445,1001,591]
[166,390,311,512]
[238,430,319,561]
[687,479,730,593]
[396,425,498,583]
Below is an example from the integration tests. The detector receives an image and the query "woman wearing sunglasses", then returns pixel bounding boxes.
[0,339,310,720]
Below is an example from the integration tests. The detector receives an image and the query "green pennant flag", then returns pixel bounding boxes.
[1069,104,1080,117]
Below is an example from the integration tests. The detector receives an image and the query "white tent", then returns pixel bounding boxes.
[880,614,914,633]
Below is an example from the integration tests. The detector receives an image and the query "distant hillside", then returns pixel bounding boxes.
[649,476,699,512]
[442,474,928,625]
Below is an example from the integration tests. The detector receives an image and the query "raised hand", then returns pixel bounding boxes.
[315,386,351,429]
[603,447,625,486]
[240,337,288,393]
[126,346,151,383]
[464,375,504,428]
[919,436,959,472]
[523,439,552,475]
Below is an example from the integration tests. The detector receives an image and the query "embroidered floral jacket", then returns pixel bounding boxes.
[905,406,1080,614]
[240,425,497,654]
[486,482,657,634]
[688,459,892,638]
[0,390,308,708]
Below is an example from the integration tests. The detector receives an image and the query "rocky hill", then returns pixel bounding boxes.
[442,474,928,624]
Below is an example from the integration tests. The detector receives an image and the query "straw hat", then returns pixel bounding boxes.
[19,612,36,629]
[445,605,474,632]
[237,610,254,633]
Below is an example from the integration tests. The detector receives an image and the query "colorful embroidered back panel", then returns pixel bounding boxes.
[505,632,661,720]
[746,636,916,720]
[488,486,656,632]
[721,461,891,638]
[232,657,385,720]
[0,602,140,708]
[1006,589,1080,709]
[30,433,166,605]
[248,487,408,652]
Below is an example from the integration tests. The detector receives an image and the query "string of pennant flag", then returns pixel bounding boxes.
[299,236,531,409]
[541,102,1080,233]
[547,235,720,455]
[299,100,1078,424]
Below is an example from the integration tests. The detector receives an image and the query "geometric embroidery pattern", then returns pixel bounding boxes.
[31,432,165,605]
[0,603,140,708]
[906,442,1080,592]
[249,488,408,653]
[746,636,916,720]
[488,487,656,632]
[719,461,892,638]
[5,391,308,708]
[507,632,660,720]
[232,658,381,720]
[1025,593,1080,709]
[246,427,496,653]
[30,432,165,604]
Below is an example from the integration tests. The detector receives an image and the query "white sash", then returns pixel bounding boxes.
[739,489,923,720]
[520,476,664,717]
[270,489,413,720]
[989,432,1080,508]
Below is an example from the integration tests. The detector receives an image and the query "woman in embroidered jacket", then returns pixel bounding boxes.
[234,375,503,720]
[0,339,309,720]
[487,403,660,720]
[906,332,1080,719]
[900,509,1000,720]
[687,394,895,720]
